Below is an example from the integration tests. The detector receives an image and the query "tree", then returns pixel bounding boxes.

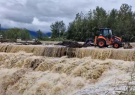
[37,30,43,40]
[42,34,49,40]
[116,4,133,41]
[93,6,107,28]
[50,21,66,38]
[21,29,31,40]
[66,21,75,40]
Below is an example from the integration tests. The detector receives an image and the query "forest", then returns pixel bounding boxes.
[51,4,135,42]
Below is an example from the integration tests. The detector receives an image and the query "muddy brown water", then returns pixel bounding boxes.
[0,44,135,61]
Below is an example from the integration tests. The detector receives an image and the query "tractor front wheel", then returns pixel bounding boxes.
[113,42,120,48]
[98,39,106,48]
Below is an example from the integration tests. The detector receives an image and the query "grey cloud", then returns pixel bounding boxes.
[0,0,135,33]
[5,15,34,23]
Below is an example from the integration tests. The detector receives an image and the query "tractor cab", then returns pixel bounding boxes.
[99,28,112,39]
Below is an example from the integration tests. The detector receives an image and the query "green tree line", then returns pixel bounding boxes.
[51,4,135,42]
[0,28,49,41]
[0,28,31,40]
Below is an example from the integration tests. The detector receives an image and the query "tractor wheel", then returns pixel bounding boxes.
[98,39,106,48]
[113,42,120,48]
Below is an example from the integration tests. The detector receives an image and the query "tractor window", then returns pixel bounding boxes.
[103,30,109,36]
[109,30,112,35]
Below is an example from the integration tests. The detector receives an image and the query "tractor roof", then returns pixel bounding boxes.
[99,28,110,30]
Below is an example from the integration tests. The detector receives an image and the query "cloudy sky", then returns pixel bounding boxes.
[0,0,135,33]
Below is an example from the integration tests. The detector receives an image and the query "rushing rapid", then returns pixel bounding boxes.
[0,51,134,95]
[0,44,135,60]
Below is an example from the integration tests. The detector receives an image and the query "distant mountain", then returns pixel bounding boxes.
[1,28,52,38]
[29,30,52,38]
[46,32,52,37]
[1,28,7,31]
[28,30,38,38]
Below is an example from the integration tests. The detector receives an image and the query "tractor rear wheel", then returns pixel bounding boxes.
[98,39,106,48]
